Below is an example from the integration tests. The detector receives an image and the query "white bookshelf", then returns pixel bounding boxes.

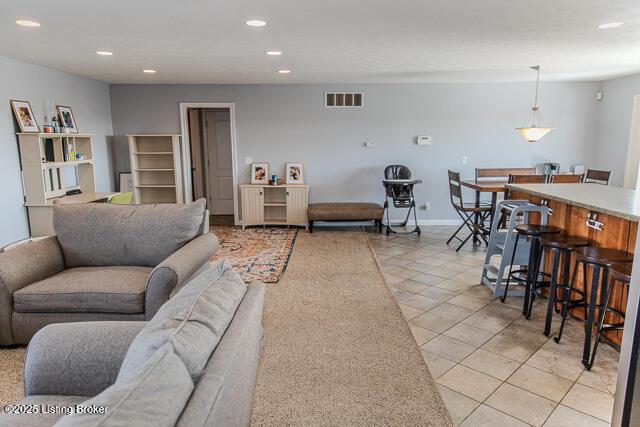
[18,133,95,205]
[128,135,183,204]
[17,132,101,236]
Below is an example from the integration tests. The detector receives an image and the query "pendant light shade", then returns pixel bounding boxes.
[516,66,553,143]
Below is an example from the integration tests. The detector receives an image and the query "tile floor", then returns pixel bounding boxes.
[367,225,618,426]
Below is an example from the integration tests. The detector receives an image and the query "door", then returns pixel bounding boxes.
[205,110,234,215]
[286,187,308,226]
[242,187,264,228]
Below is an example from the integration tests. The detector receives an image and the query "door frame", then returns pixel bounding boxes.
[623,95,640,189]
[179,102,239,225]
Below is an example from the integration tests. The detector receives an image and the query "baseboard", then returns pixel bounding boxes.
[235,219,462,227]
[309,219,462,227]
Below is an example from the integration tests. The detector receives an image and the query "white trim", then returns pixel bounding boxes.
[623,95,640,189]
[179,102,239,225]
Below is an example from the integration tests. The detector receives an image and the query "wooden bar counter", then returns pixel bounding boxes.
[507,183,639,346]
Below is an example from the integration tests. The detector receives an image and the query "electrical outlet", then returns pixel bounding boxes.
[364,141,375,148]
[425,201,431,210]
[462,155,468,165]
[244,157,253,165]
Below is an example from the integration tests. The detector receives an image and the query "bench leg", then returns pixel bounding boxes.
[309,221,313,233]
[377,219,383,233]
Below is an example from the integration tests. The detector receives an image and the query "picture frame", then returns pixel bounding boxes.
[56,105,78,133]
[251,162,269,184]
[10,100,39,133]
[286,162,304,184]
[119,172,133,192]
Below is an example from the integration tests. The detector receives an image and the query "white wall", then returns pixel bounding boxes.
[0,56,113,246]
[110,82,600,221]
[594,73,640,186]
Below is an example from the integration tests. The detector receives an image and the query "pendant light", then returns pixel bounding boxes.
[516,66,553,142]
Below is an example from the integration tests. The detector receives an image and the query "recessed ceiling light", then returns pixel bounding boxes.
[246,20,266,27]
[142,69,156,74]
[278,69,291,74]
[266,50,282,56]
[598,22,624,29]
[16,19,40,27]
[96,51,113,56]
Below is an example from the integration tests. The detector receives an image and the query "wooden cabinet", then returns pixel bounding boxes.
[241,186,264,227]
[286,187,308,226]
[521,195,634,347]
[240,184,309,230]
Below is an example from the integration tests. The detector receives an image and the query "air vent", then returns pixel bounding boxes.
[325,92,363,108]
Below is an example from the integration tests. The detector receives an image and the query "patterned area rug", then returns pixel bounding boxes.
[210,226,298,283]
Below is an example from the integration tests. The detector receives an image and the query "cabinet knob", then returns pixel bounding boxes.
[259,191,263,196]
[286,191,290,196]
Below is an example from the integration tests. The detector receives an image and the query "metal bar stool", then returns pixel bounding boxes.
[502,224,562,318]
[555,247,633,370]
[589,262,632,369]
[538,234,590,336]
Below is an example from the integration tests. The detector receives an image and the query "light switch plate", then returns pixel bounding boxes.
[244,157,253,165]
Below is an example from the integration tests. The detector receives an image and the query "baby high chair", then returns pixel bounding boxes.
[382,165,422,235]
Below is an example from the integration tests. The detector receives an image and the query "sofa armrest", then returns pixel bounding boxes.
[0,236,65,345]
[145,233,219,319]
[24,321,146,397]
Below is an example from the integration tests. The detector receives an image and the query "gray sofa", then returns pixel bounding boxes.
[0,199,217,345]
[0,261,265,427]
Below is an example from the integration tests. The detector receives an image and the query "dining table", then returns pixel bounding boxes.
[460,180,508,243]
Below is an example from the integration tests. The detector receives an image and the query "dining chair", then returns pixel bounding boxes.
[499,174,547,228]
[584,169,612,185]
[447,170,492,251]
[549,174,583,184]
[475,167,537,182]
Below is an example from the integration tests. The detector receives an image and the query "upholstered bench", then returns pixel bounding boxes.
[307,203,384,233]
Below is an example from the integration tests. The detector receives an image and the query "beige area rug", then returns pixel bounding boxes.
[251,231,452,426]
[0,347,25,406]
[211,226,297,283]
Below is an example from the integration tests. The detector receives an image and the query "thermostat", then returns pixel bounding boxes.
[416,136,432,146]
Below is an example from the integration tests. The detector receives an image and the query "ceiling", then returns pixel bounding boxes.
[2,0,640,84]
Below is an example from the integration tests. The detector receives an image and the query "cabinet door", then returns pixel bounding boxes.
[286,187,308,226]
[242,187,264,227]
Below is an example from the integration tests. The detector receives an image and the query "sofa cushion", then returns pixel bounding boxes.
[55,343,193,427]
[13,266,152,314]
[118,260,247,382]
[307,202,384,221]
[53,199,206,268]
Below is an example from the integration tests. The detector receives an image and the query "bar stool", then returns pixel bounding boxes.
[555,247,633,370]
[538,233,590,336]
[502,224,562,318]
[589,262,632,369]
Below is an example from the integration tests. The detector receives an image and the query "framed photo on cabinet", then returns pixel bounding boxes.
[251,162,269,184]
[56,105,79,133]
[10,100,39,133]
[286,162,304,184]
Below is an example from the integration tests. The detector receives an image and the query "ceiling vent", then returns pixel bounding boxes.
[325,92,363,108]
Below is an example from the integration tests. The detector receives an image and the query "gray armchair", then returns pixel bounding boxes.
[0,199,217,345]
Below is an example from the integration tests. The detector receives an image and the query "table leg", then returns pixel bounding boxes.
[473,190,481,244]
